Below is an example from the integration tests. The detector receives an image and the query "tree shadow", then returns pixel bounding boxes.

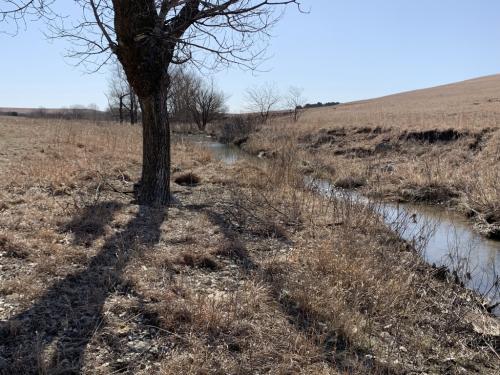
[201,208,399,375]
[61,201,124,247]
[0,201,166,374]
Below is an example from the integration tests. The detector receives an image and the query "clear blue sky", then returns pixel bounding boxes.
[1,0,500,111]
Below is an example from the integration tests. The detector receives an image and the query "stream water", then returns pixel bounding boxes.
[185,136,500,315]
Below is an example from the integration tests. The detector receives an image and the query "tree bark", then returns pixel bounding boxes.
[119,96,124,124]
[138,87,171,205]
[129,87,137,124]
[113,1,176,205]
[129,94,134,124]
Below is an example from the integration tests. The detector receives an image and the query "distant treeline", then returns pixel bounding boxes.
[0,108,113,121]
[1,100,341,122]
[297,101,340,109]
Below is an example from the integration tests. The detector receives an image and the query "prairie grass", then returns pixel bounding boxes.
[221,143,499,373]
[244,76,500,238]
[0,116,498,374]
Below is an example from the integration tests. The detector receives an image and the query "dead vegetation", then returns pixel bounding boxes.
[0,117,498,374]
[243,75,500,239]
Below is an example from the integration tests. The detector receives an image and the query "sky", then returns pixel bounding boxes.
[1,0,500,112]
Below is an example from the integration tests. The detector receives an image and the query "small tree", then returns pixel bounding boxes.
[245,83,281,123]
[190,79,226,132]
[286,86,305,122]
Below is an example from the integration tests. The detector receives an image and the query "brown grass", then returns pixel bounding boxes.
[298,74,500,132]
[244,75,500,238]
[0,116,498,374]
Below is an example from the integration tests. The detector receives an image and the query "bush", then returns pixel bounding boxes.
[210,114,259,144]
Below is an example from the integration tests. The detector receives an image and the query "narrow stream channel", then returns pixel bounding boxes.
[185,136,500,315]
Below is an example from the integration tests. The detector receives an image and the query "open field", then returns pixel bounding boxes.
[244,75,500,239]
[297,74,500,131]
[0,117,499,374]
[0,108,79,115]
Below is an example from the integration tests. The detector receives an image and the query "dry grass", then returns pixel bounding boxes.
[244,75,500,238]
[0,116,498,374]
[298,74,500,132]
[219,147,499,373]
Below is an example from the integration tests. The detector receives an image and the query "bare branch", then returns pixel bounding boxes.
[286,85,305,122]
[89,0,117,51]
[0,0,55,34]
[245,82,281,123]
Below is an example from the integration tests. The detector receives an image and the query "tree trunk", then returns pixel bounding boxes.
[119,97,124,124]
[129,87,137,124]
[133,95,138,124]
[129,94,135,124]
[138,88,171,205]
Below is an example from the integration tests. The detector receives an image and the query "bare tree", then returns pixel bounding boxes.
[286,86,305,122]
[107,63,129,124]
[168,68,197,123]
[190,78,226,132]
[107,62,139,124]
[129,86,139,125]
[245,83,281,123]
[2,0,302,205]
[167,69,226,131]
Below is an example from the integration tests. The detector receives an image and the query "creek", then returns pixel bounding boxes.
[185,135,500,315]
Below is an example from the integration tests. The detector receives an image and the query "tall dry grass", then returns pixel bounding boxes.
[0,117,498,374]
[214,140,499,373]
[243,77,500,237]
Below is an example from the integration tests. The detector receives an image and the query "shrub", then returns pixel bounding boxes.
[210,114,259,144]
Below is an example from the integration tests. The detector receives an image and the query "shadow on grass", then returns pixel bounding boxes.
[0,200,166,374]
[201,207,400,375]
[62,201,124,247]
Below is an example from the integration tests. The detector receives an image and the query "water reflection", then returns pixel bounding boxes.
[308,177,500,314]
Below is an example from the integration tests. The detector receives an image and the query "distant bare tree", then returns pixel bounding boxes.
[128,87,139,125]
[190,79,226,132]
[167,69,225,131]
[286,86,305,122]
[168,68,197,123]
[245,83,281,123]
[107,64,128,124]
[106,62,139,124]
[2,0,303,205]
[73,105,88,119]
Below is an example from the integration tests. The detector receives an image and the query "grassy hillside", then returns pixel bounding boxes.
[245,75,500,239]
[300,74,500,131]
